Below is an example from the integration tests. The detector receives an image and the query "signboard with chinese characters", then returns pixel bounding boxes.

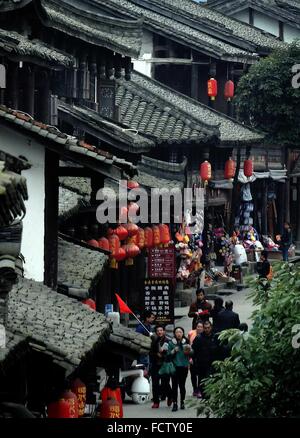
[144,279,174,324]
[148,247,176,279]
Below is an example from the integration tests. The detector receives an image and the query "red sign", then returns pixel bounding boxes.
[148,247,176,279]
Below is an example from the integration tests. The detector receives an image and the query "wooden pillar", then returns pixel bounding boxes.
[9,62,19,109]
[44,149,59,288]
[24,65,35,116]
[191,50,199,100]
[39,71,50,124]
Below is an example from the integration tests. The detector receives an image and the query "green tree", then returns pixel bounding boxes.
[195,263,300,418]
[235,43,300,146]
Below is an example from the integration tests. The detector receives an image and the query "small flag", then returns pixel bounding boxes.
[115,293,133,314]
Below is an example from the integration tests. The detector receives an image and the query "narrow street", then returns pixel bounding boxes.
[123,286,255,418]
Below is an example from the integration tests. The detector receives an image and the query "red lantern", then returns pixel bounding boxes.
[224,158,236,179]
[82,298,96,310]
[124,223,139,237]
[71,379,86,417]
[224,80,234,101]
[244,159,253,177]
[98,237,109,251]
[61,390,79,418]
[87,239,99,248]
[119,206,128,223]
[144,227,153,249]
[115,225,128,241]
[109,234,120,269]
[99,397,122,419]
[107,227,114,236]
[124,242,140,266]
[130,234,138,245]
[127,180,140,190]
[159,224,170,245]
[128,202,139,220]
[47,399,72,418]
[152,225,161,246]
[200,161,212,183]
[207,78,218,101]
[115,247,126,263]
[101,386,123,417]
[136,228,145,250]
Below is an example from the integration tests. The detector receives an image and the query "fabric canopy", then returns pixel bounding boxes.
[238,169,287,184]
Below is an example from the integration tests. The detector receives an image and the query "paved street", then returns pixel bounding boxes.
[123,286,256,418]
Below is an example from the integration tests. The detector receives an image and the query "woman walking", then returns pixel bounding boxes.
[188,321,204,396]
[168,327,192,412]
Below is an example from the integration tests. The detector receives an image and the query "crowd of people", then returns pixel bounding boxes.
[136,290,245,412]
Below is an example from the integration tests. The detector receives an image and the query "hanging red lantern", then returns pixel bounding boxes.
[101,386,123,418]
[115,225,128,241]
[87,239,99,248]
[61,390,79,418]
[124,242,140,266]
[136,228,145,250]
[114,247,126,265]
[98,237,109,251]
[152,225,161,246]
[200,161,212,183]
[127,180,140,190]
[99,397,122,419]
[159,224,170,245]
[109,234,120,269]
[224,158,236,179]
[47,399,72,418]
[207,78,218,101]
[244,159,253,177]
[119,206,128,223]
[82,298,96,310]
[130,234,138,245]
[128,202,139,220]
[71,379,87,417]
[107,227,114,236]
[224,80,234,101]
[124,223,139,237]
[144,227,154,249]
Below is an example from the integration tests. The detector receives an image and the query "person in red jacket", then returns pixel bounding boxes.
[188,289,212,329]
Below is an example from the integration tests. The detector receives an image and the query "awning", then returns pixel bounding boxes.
[238,169,287,184]
[209,179,233,189]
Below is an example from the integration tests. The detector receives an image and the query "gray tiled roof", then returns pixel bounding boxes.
[0,28,75,67]
[57,237,108,293]
[58,186,88,220]
[117,71,264,145]
[6,277,111,373]
[116,74,219,145]
[0,331,29,376]
[135,171,184,190]
[38,0,143,58]
[0,0,31,12]
[0,165,28,227]
[109,325,152,355]
[59,176,91,198]
[0,105,137,174]
[58,101,155,152]
[100,0,285,60]
[207,0,300,29]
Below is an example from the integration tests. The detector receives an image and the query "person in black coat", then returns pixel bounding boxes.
[192,320,218,398]
[256,250,271,279]
[210,297,225,333]
[280,222,293,262]
[216,300,240,332]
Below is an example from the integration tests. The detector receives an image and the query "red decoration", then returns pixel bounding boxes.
[124,223,139,237]
[115,225,128,241]
[109,234,121,269]
[87,239,99,248]
[159,224,170,245]
[47,399,72,418]
[107,228,114,236]
[115,247,126,262]
[124,242,140,265]
[224,158,236,179]
[82,298,96,310]
[136,228,145,250]
[119,206,128,223]
[127,180,140,190]
[144,227,154,249]
[128,202,139,220]
[200,161,212,182]
[224,80,234,101]
[71,379,86,417]
[61,390,79,418]
[244,159,253,177]
[207,78,218,100]
[152,225,161,246]
[101,387,123,418]
[99,397,122,419]
[98,237,109,251]
[115,293,133,314]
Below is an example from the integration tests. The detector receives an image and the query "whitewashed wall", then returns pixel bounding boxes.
[232,10,249,24]
[133,30,154,78]
[284,24,300,42]
[0,125,45,281]
[253,11,279,37]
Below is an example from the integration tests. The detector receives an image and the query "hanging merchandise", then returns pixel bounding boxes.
[152,225,161,246]
[108,234,120,269]
[159,224,171,246]
[240,183,253,202]
[136,228,145,250]
[144,227,153,249]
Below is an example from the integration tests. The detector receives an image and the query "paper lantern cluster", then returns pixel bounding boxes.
[207,79,234,101]
[47,379,86,418]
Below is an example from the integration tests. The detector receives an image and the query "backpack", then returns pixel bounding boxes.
[267,265,273,281]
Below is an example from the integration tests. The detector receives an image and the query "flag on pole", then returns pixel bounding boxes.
[115,293,133,314]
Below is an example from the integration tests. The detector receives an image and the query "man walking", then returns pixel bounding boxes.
[216,300,240,332]
[280,222,293,262]
[188,289,212,329]
[150,325,172,409]
[136,310,155,371]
